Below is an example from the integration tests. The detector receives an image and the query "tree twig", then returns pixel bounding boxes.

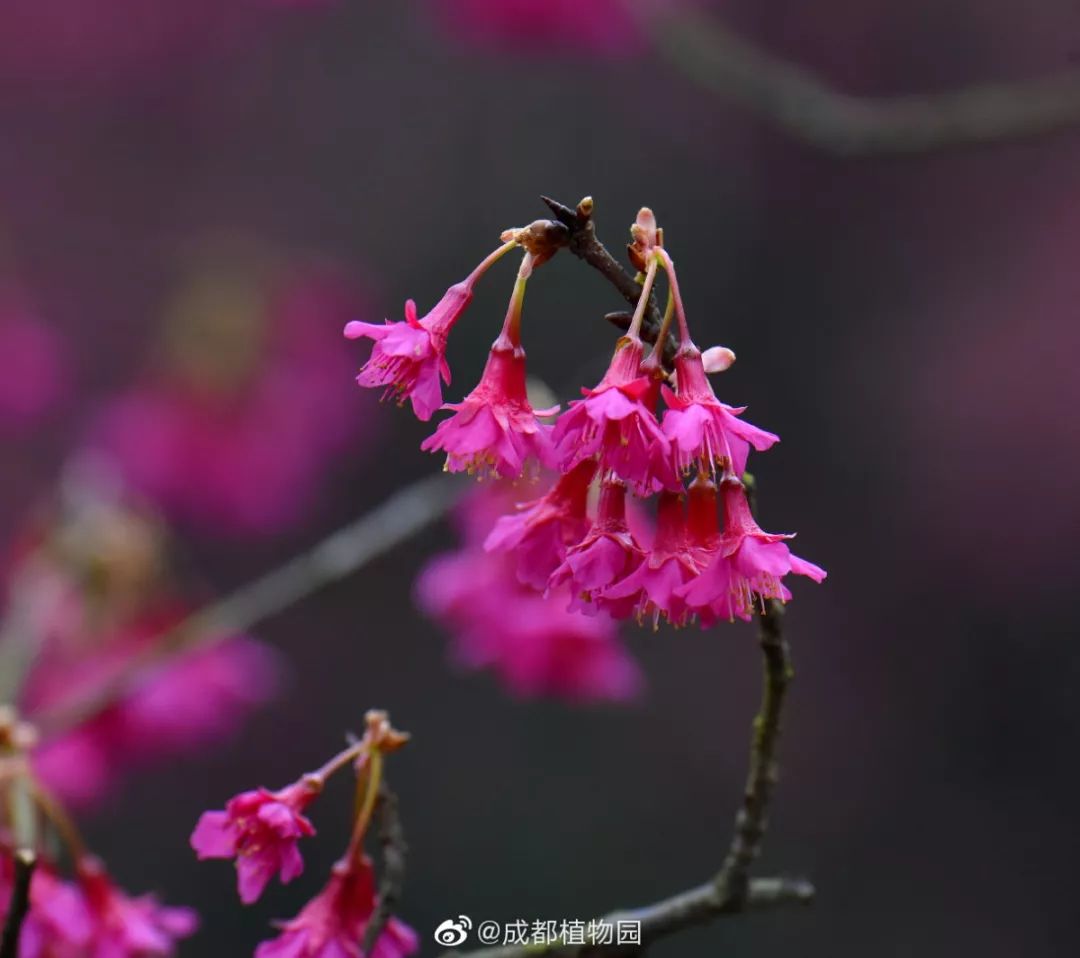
[33,473,461,738]
[0,849,37,958]
[363,781,408,955]
[656,9,1080,155]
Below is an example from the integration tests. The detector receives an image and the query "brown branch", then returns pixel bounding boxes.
[656,9,1080,155]
[363,781,408,955]
[0,849,37,958]
[539,197,675,363]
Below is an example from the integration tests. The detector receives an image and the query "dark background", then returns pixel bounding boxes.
[2,1,1078,955]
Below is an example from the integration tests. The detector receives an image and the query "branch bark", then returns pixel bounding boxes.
[657,9,1080,155]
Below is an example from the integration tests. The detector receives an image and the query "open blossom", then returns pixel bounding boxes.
[421,336,557,478]
[77,858,197,957]
[191,778,320,904]
[553,336,678,494]
[546,477,645,618]
[604,490,711,627]
[661,344,778,478]
[483,460,596,588]
[255,854,418,958]
[415,487,642,702]
[679,474,826,624]
[344,281,472,421]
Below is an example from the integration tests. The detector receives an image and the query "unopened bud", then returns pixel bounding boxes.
[702,346,736,373]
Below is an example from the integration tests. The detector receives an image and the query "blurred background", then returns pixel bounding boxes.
[2,0,1078,955]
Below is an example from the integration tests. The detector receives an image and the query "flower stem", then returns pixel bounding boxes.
[499,251,535,347]
[30,778,87,863]
[643,286,678,375]
[311,740,367,784]
[657,248,693,348]
[349,747,383,855]
[465,239,519,287]
[626,254,660,341]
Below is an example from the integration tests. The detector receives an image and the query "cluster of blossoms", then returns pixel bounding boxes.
[191,710,418,958]
[0,709,198,956]
[347,206,825,643]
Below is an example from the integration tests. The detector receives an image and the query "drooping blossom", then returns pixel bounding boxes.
[415,486,642,702]
[87,257,373,536]
[661,343,778,479]
[76,857,198,957]
[0,292,69,433]
[679,474,826,624]
[552,336,678,494]
[191,777,321,904]
[604,489,712,627]
[483,460,596,589]
[344,282,472,421]
[546,477,645,618]
[421,335,557,479]
[255,854,418,958]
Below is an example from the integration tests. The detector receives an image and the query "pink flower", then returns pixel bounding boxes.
[344,282,472,421]
[546,477,645,618]
[604,488,716,627]
[191,778,320,904]
[24,607,278,808]
[553,336,678,494]
[661,344,779,479]
[415,487,642,702]
[88,262,372,536]
[77,857,198,957]
[421,337,557,479]
[255,854,418,958]
[1,859,91,958]
[483,460,596,589]
[678,474,826,625]
[0,293,68,433]
[431,0,646,55]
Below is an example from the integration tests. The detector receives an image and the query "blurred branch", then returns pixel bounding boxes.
[0,849,37,958]
[656,9,1080,155]
[35,473,461,738]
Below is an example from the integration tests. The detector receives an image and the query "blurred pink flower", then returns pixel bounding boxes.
[88,263,375,536]
[24,606,279,808]
[431,0,646,55]
[255,854,417,958]
[0,294,68,432]
[76,857,197,957]
[415,486,642,702]
[1,860,91,958]
[191,778,320,904]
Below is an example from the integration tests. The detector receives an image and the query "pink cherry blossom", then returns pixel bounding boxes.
[0,858,91,958]
[344,281,472,421]
[553,336,678,494]
[421,337,557,479]
[191,778,320,904]
[255,854,418,958]
[431,0,646,56]
[88,263,372,536]
[24,606,278,808]
[77,857,198,957]
[678,474,826,625]
[415,487,642,702]
[661,344,779,479]
[604,490,709,627]
[546,477,645,619]
[483,460,596,589]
